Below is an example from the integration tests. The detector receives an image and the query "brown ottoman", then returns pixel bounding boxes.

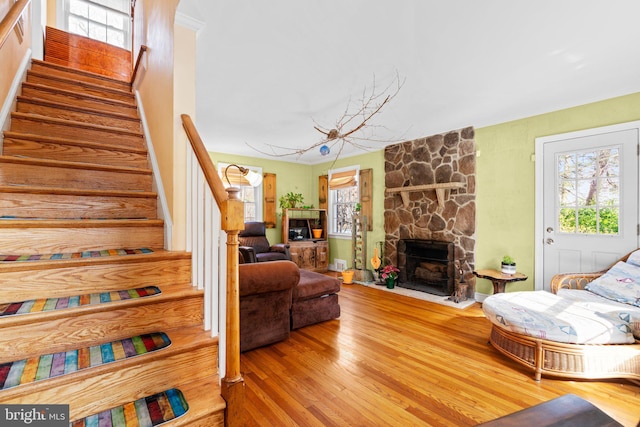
[291,269,340,329]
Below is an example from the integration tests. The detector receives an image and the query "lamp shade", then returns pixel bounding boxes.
[244,169,263,187]
[223,164,263,187]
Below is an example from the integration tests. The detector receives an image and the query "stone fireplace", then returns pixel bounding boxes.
[384,127,476,298]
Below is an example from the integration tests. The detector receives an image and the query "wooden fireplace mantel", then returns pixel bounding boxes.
[386,182,465,208]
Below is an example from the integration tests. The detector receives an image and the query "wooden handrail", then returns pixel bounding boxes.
[0,0,31,49]
[181,114,245,426]
[181,114,229,208]
[130,44,148,87]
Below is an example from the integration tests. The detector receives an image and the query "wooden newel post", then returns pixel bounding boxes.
[221,196,245,426]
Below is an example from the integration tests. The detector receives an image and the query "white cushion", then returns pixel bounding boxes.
[558,288,640,339]
[483,291,634,344]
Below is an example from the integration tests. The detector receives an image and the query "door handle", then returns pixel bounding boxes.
[546,238,554,245]
[546,227,554,233]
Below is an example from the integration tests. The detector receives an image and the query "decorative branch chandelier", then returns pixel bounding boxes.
[247,72,405,164]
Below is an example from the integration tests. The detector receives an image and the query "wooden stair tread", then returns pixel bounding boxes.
[17,95,141,125]
[31,58,131,90]
[21,81,138,112]
[0,223,164,254]
[27,69,134,98]
[0,184,155,197]
[0,218,164,228]
[0,289,206,368]
[0,248,188,273]
[0,330,170,390]
[0,283,202,329]
[0,155,152,174]
[0,324,214,368]
[2,134,150,170]
[10,112,143,137]
[3,131,147,154]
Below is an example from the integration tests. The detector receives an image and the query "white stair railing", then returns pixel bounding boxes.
[185,147,226,337]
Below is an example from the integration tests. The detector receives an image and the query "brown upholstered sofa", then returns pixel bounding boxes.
[239,260,340,352]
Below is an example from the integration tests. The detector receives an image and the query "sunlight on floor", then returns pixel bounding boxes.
[348,281,476,309]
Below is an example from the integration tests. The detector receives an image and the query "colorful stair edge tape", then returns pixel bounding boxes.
[70,388,189,427]
[0,248,154,262]
[0,332,171,390]
[0,286,161,317]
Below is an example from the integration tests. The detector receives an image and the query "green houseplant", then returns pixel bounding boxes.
[278,192,304,210]
[501,255,516,275]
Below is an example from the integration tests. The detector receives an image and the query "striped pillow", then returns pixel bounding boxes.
[586,261,640,307]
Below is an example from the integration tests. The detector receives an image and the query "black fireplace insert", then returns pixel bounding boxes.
[397,239,455,296]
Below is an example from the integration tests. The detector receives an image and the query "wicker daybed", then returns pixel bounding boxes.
[483,251,640,384]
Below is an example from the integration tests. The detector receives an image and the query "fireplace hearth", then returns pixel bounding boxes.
[398,239,454,296]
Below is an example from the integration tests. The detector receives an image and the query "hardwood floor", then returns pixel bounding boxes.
[241,283,640,426]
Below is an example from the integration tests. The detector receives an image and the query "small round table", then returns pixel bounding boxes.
[473,269,527,294]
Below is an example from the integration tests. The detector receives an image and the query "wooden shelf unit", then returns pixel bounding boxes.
[282,208,328,272]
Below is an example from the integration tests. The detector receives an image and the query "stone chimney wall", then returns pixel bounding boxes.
[383,126,476,297]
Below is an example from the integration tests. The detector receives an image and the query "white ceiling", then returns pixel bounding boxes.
[178,1,640,164]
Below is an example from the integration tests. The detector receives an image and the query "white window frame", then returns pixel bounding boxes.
[59,0,132,49]
[328,166,360,239]
[218,162,263,223]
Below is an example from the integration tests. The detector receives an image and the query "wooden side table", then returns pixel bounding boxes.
[473,269,527,294]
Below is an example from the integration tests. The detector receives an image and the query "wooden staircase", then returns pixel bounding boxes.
[0,59,226,425]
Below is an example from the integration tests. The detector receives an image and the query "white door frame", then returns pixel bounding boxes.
[534,120,640,290]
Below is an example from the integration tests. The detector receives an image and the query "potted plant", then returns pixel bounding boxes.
[310,217,323,239]
[278,192,304,210]
[381,265,400,289]
[501,255,516,275]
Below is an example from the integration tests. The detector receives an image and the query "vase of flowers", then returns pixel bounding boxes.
[381,265,400,289]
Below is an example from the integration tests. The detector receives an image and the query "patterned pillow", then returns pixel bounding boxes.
[626,249,640,267]
[585,261,640,307]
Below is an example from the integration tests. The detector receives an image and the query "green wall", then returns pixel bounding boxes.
[475,91,640,294]
[211,91,640,295]
[311,151,386,270]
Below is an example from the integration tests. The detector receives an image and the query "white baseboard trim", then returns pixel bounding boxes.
[474,292,490,303]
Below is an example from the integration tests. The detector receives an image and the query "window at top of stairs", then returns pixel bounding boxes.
[64,0,131,49]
